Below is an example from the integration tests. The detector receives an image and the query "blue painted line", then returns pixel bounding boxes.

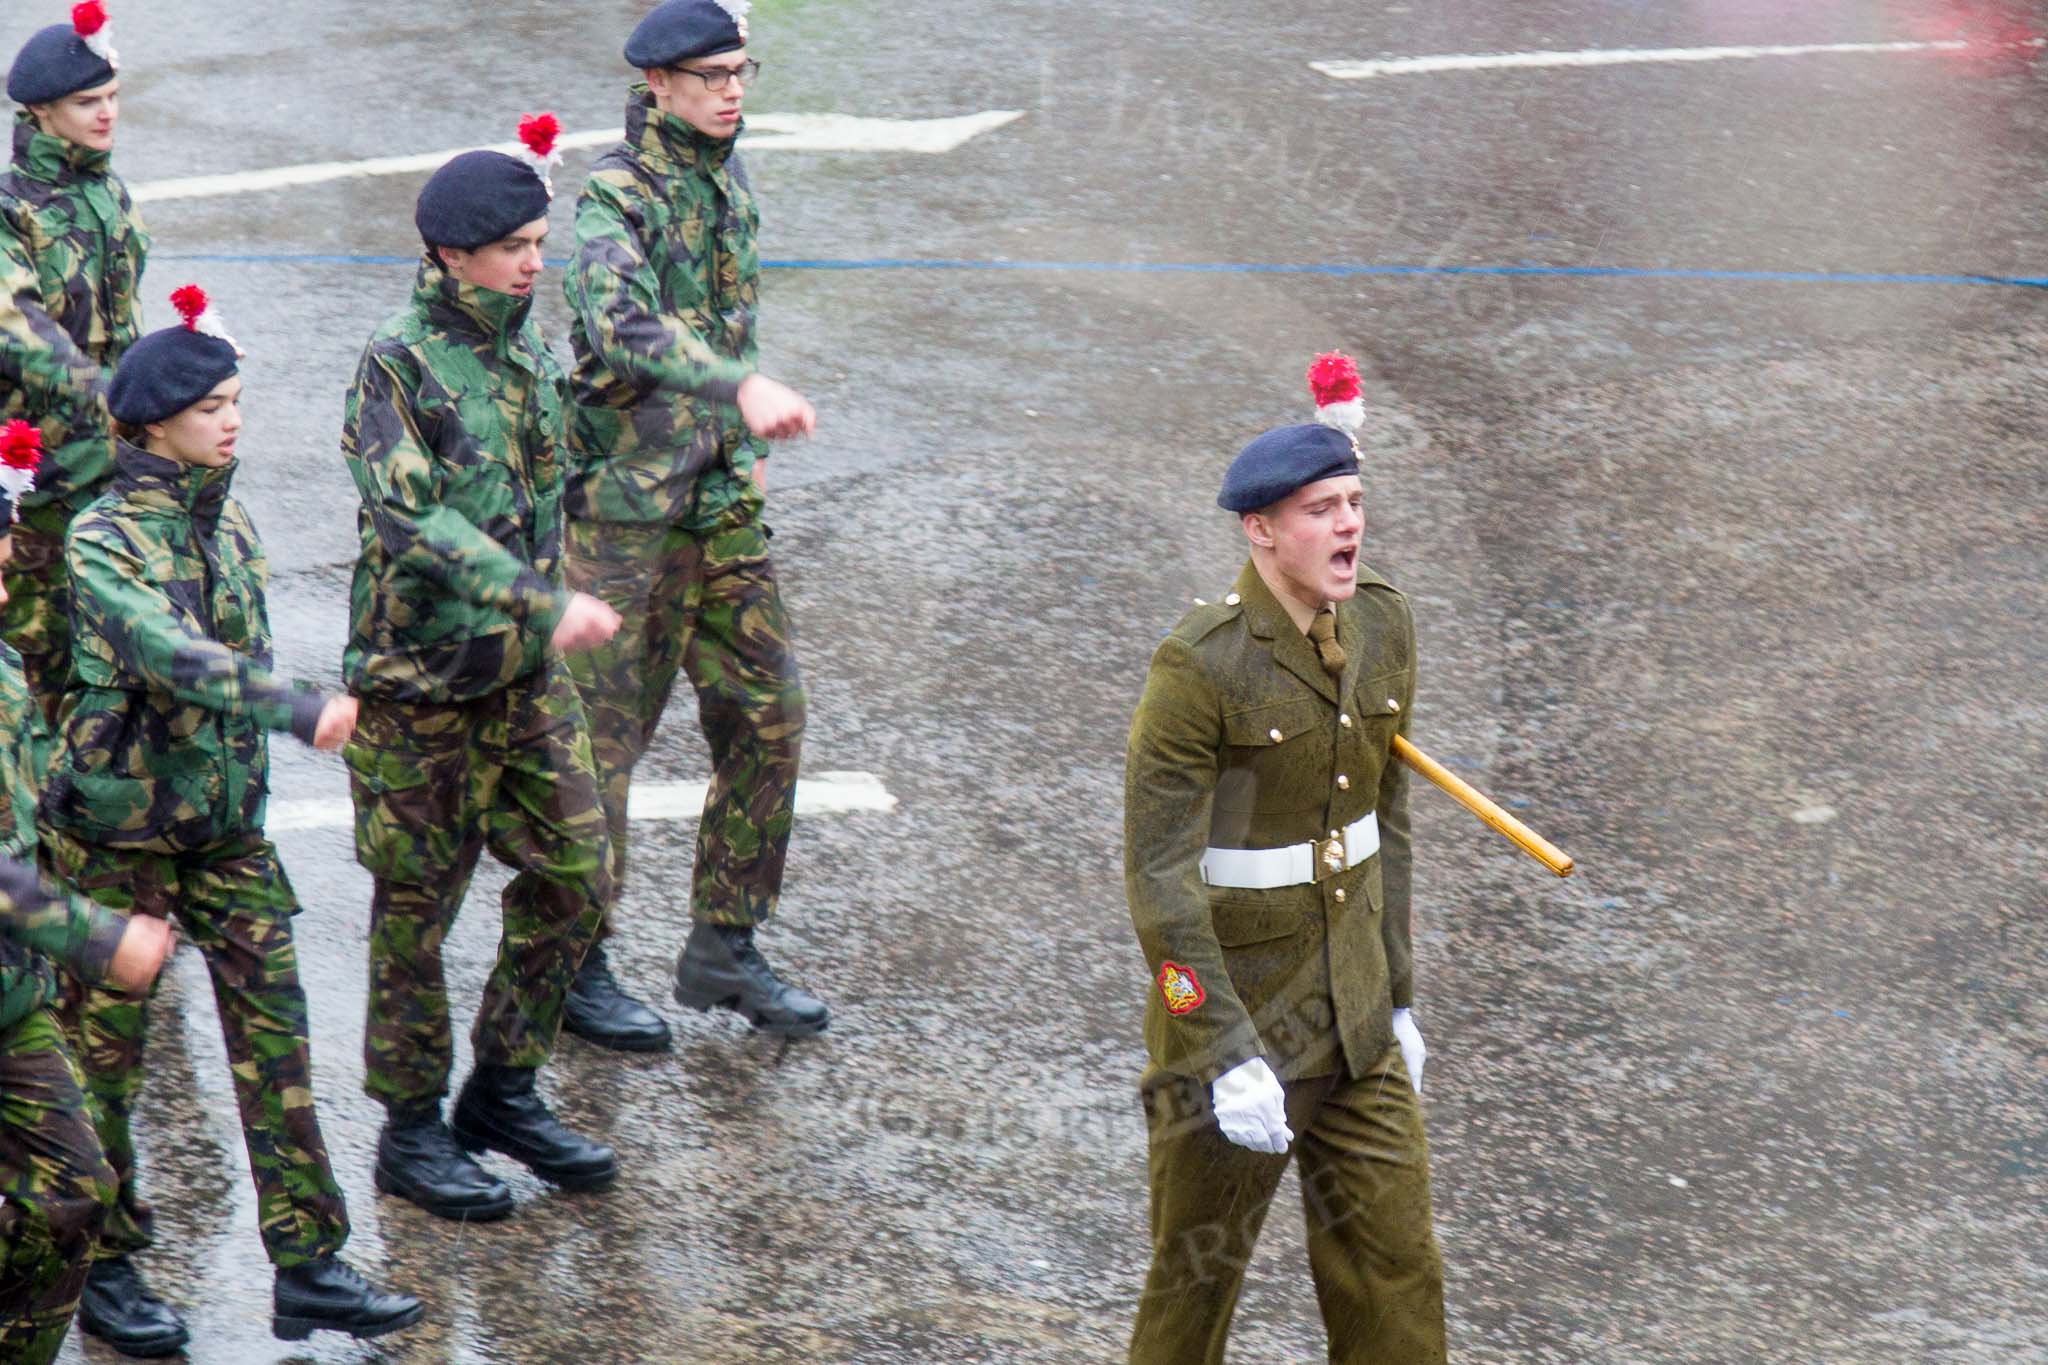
[153,252,2048,289]
[158,252,420,266]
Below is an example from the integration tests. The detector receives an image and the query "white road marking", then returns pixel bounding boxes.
[130,111,1024,204]
[265,769,897,833]
[1311,39,1971,81]
[745,109,1023,153]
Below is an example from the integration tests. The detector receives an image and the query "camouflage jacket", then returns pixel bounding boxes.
[0,111,149,535]
[0,638,53,860]
[39,442,323,856]
[0,853,124,1034]
[340,257,570,704]
[562,87,766,530]
[1,639,123,1032]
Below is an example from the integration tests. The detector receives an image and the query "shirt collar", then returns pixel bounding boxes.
[11,110,112,184]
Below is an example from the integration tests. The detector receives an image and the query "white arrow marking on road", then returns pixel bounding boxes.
[264,769,897,834]
[1311,39,1974,80]
[130,111,1024,204]
[744,109,1023,153]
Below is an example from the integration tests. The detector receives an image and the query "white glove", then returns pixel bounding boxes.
[1210,1057,1293,1154]
[1391,1007,1426,1094]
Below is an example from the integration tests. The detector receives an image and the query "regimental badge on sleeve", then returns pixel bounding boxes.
[1158,961,1205,1015]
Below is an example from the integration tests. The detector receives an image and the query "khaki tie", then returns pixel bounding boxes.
[1308,608,1345,678]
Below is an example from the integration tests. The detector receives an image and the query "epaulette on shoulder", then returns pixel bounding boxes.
[611,150,672,201]
[589,162,642,193]
[1353,562,1404,600]
[1167,594,1241,645]
[1347,566,1413,643]
[382,308,434,349]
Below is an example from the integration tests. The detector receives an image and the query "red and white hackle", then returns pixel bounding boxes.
[1307,351,1365,440]
[713,0,752,41]
[0,420,43,517]
[514,113,562,195]
[170,284,244,357]
[71,1,117,68]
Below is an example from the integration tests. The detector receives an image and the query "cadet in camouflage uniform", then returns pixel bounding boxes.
[1124,370,1446,1364]
[341,134,623,1224]
[0,422,174,1365]
[1,7,148,722]
[560,0,825,1050]
[0,856,169,1365]
[41,295,422,1349]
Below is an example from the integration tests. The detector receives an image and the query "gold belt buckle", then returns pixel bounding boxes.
[1315,831,1348,882]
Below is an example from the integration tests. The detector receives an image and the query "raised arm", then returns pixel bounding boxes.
[68,533,324,743]
[341,345,567,631]
[0,854,126,987]
[563,177,754,404]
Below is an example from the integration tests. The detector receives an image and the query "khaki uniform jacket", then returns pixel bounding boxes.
[1125,560,1417,1084]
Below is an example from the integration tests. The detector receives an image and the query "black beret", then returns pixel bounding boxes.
[625,0,747,69]
[7,23,116,106]
[414,150,551,252]
[1216,424,1360,514]
[107,327,239,426]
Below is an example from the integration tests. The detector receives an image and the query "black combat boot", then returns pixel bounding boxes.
[450,1064,618,1191]
[562,943,673,1052]
[272,1255,424,1341]
[76,1254,189,1357]
[672,922,830,1037]
[374,1102,516,1221]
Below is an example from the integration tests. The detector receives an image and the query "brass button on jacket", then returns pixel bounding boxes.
[1125,559,1418,1086]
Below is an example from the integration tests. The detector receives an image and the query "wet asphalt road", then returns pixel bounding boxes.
[4,0,2044,1360]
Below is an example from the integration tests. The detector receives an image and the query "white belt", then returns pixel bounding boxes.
[1199,812,1380,890]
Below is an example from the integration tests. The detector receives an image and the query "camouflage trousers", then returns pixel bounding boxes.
[564,514,805,933]
[1130,1046,1446,1365]
[345,661,609,1112]
[0,523,73,727]
[0,1006,116,1365]
[43,827,351,1268]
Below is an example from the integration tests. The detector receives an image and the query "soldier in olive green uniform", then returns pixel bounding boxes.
[2,6,148,722]
[341,131,623,1224]
[1124,377,1446,1363]
[558,0,825,1050]
[0,421,174,1365]
[43,293,422,1349]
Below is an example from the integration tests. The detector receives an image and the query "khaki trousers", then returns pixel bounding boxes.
[1130,1044,1446,1364]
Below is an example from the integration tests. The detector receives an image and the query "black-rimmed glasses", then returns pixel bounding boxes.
[671,59,761,90]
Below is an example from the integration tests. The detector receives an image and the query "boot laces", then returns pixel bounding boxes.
[319,1257,367,1292]
[726,930,777,978]
[411,1117,468,1159]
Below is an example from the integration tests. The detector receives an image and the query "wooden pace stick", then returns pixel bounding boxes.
[1391,735,1575,878]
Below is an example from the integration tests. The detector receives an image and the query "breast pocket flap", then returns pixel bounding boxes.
[1222,698,1324,749]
